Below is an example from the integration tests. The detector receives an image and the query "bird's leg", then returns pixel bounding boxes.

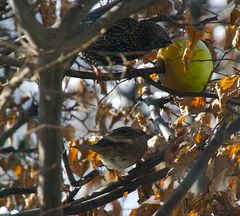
[91,65,103,83]
[136,159,145,169]
[126,66,139,82]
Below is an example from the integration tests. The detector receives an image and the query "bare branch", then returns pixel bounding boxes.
[67,147,166,206]
[9,0,47,48]
[0,146,37,154]
[0,186,37,198]
[142,86,173,141]
[65,65,165,80]
[62,147,77,185]
[0,102,38,146]
[15,145,167,216]
[0,55,25,68]
[58,0,98,38]
[65,167,169,215]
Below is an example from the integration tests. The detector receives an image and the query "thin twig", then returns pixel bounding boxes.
[155,117,240,216]
[0,102,38,147]
[0,186,37,198]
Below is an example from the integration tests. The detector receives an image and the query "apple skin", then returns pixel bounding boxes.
[157,37,213,92]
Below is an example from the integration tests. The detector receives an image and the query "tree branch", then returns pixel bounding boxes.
[142,86,173,141]
[67,147,166,205]
[9,0,47,48]
[155,117,240,216]
[14,168,168,216]
[0,102,38,146]
[65,167,169,215]
[15,144,167,216]
[67,0,164,48]
[65,65,165,80]
[0,146,37,154]
[58,0,98,38]
[0,186,37,198]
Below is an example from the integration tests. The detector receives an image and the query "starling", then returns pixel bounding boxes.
[81,18,172,66]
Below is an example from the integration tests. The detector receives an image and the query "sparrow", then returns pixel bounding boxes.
[80,126,150,170]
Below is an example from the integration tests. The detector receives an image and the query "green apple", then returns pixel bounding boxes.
[157,37,213,92]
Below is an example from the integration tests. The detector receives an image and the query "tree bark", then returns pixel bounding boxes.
[38,62,63,216]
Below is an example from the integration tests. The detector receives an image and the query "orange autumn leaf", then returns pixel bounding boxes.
[216,74,240,104]
[149,73,159,82]
[194,132,202,144]
[191,97,206,108]
[226,144,240,163]
[154,188,160,200]
[79,138,102,169]
[68,147,81,174]
[186,26,203,50]
[188,210,198,216]
[87,151,101,169]
[175,115,187,126]
[67,140,88,176]
[123,191,128,198]
[181,26,203,71]
[137,84,143,96]
[217,75,239,91]
[129,203,160,216]
[159,179,164,187]
[15,165,22,178]
[142,50,158,63]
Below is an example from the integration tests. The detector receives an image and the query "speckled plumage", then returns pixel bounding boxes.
[81,126,149,170]
[82,18,171,65]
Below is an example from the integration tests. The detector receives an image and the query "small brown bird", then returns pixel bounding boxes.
[82,18,172,65]
[81,127,149,170]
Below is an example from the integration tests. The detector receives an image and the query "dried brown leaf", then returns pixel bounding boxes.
[233,26,240,50]
[236,176,240,199]
[60,0,71,17]
[67,140,90,177]
[95,103,112,134]
[174,115,187,126]
[61,124,75,140]
[226,144,240,163]
[191,97,206,109]
[230,8,240,23]
[138,184,154,204]
[39,0,56,26]
[216,75,240,104]
[182,27,203,72]
[110,200,122,216]
[224,9,240,49]
[143,0,173,17]
[225,25,237,50]
[129,203,160,216]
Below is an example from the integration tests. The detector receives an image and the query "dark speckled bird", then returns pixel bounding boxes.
[82,18,172,65]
